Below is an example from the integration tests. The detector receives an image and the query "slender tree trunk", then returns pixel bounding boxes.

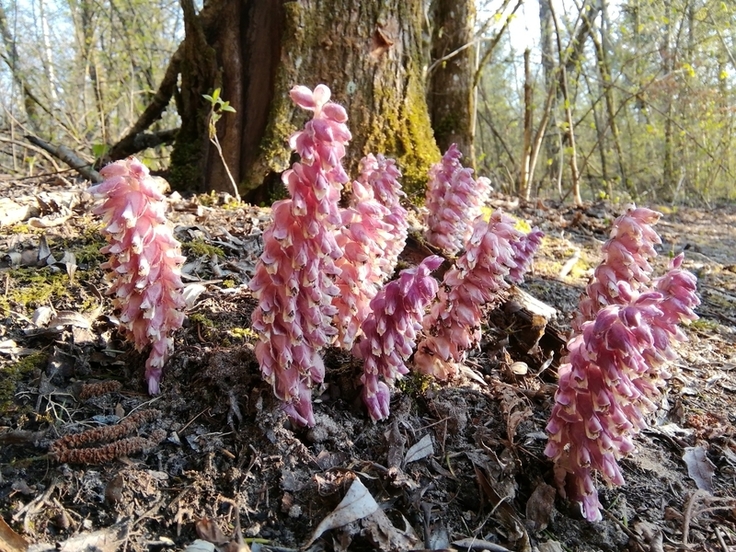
[428,0,475,161]
[518,49,533,200]
[551,2,582,206]
[589,22,631,197]
[662,0,674,195]
[538,0,557,192]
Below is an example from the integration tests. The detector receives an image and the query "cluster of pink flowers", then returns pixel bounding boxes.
[355,154,408,280]
[424,144,492,255]
[545,206,699,521]
[414,211,543,380]
[574,207,662,331]
[332,154,408,349]
[249,84,351,427]
[88,157,186,394]
[354,256,442,421]
[249,85,544,426]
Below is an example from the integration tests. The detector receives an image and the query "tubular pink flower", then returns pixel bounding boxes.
[88,157,186,394]
[575,205,662,331]
[354,256,442,421]
[332,154,409,349]
[250,84,350,426]
[356,154,409,280]
[414,211,543,380]
[547,242,700,519]
[424,144,492,255]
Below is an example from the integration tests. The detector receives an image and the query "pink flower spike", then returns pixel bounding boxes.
[250,85,352,426]
[353,256,441,421]
[88,157,186,393]
[575,204,664,331]
[415,210,542,380]
[331,154,409,349]
[546,211,700,521]
[424,144,492,255]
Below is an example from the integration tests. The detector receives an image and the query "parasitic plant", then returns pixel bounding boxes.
[249,84,350,426]
[354,256,442,421]
[414,211,543,380]
[332,154,409,349]
[88,157,186,394]
[545,207,700,521]
[424,144,492,255]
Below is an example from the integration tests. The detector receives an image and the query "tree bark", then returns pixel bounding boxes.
[428,0,475,161]
[166,0,440,198]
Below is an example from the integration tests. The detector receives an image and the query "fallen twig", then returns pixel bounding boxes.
[24,135,101,182]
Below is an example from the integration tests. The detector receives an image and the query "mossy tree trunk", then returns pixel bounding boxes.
[168,0,440,200]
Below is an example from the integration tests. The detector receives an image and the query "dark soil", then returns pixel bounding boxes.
[1,174,735,552]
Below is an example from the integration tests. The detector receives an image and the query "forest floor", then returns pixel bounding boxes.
[0,173,735,552]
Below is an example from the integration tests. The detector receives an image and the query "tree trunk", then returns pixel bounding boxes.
[518,49,533,200]
[428,0,475,162]
[168,0,440,199]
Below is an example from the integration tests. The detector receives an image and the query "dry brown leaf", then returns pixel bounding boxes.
[305,477,378,547]
[404,434,433,466]
[683,446,716,492]
[195,518,229,545]
[525,482,556,533]
[0,516,28,552]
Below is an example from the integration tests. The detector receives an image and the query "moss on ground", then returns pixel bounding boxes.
[0,352,47,414]
[0,267,75,315]
[183,238,224,258]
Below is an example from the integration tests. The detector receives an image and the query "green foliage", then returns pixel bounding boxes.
[0,0,181,175]
[474,0,736,204]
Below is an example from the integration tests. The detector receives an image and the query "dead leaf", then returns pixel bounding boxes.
[59,251,77,281]
[525,482,556,533]
[305,477,378,546]
[404,434,433,466]
[182,283,207,309]
[31,307,54,327]
[0,198,33,227]
[683,446,716,492]
[182,540,216,552]
[0,516,28,552]
[0,340,21,356]
[452,537,512,551]
[362,509,418,552]
[48,311,93,329]
[37,235,54,265]
[509,361,528,376]
[473,465,530,552]
[537,541,564,552]
[195,518,229,545]
[51,521,128,552]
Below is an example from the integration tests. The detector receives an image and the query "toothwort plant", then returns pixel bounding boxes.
[88,157,186,394]
[545,206,699,521]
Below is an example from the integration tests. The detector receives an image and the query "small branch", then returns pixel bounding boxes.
[24,135,101,182]
[107,128,179,162]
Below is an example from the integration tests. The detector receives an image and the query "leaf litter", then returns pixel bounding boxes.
[0,175,735,551]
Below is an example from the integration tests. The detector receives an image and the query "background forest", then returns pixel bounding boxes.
[0,0,735,205]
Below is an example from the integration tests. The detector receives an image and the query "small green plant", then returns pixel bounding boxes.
[203,88,240,202]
